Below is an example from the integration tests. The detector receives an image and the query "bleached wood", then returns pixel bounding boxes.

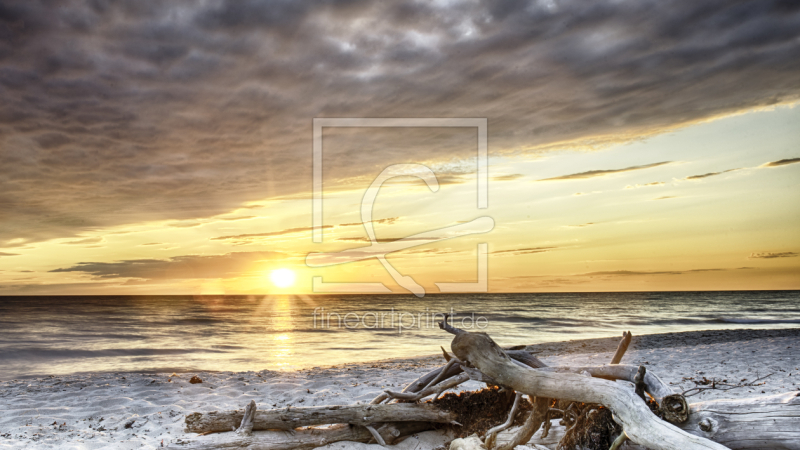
[496,396,550,450]
[384,372,471,401]
[185,402,455,434]
[170,422,432,450]
[450,331,730,450]
[611,331,632,365]
[235,400,256,436]
[450,435,487,450]
[539,364,674,402]
[485,392,522,449]
[502,393,800,450]
[680,392,800,449]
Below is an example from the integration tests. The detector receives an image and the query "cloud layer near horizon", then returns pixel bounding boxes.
[2,0,800,247]
[49,251,288,280]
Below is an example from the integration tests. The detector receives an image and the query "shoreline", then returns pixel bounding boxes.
[1,327,798,449]
[3,327,800,382]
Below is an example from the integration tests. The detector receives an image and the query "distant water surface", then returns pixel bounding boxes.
[0,291,798,379]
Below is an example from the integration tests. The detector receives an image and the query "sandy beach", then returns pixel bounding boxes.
[1,328,798,450]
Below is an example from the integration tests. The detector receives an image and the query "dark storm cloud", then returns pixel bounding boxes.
[2,0,800,247]
[538,161,672,181]
[49,251,288,280]
[762,157,800,167]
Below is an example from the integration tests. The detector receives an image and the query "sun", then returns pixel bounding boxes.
[269,268,296,289]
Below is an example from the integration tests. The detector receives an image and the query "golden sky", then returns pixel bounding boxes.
[0,1,798,295]
[2,104,798,295]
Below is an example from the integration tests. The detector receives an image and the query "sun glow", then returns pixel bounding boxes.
[269,268,296,289]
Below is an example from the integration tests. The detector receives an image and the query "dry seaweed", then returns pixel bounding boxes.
[430,387,528,438]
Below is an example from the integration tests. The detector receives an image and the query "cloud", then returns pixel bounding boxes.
[0,252,20,257]
[140,242,163,246]
[582,270,684,276]
[762,157,800,167]
[493,246,556,255]
[1,0,799,246]
[337,236,440,243]
[169,223,203,228]
[625,181,665,189]
[492,174,525,182]
[62,237,104,245]
[565,223,595,228]
[212,225,333,242]
[749,251,798,259]
[654,196,677,200]
[211,217,398,243]
[338,217,399,227]
[685,168,740,180]
[221,216,256,221]
[538,161,672,181]
[49,251,288,280]
[581,268,725,276]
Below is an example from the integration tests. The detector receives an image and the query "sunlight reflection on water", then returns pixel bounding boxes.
[0,291,798,379]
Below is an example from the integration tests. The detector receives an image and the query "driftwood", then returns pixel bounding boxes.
[185,402,457,434]
[172,421,433,450]
[235,400,256,436]
[506,392,800,450]
[681,391,800,449]
[610,331,632,365]
[450,331,729,450]
[539,364,673,403]
[496,395,550,450]
[174,325,799,450]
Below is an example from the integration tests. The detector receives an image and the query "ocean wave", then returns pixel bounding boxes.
[0,347,230,360]
[715,318,800,324]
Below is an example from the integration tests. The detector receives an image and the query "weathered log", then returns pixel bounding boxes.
[506,350,547,369]
[235,400,256,436]
[450,331,730,450]
[170,421,433,450]
[507,393,800,450]
[373,348,545,405]
[680,391,800,449]
[496,396,550,450]
[385,360,464,402]
[610,331,632,365]
[538,364,674,403]
[385,372,471,402]
[185,402,456,434]
[484,392,522,449]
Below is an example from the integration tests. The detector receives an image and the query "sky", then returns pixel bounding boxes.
[0,0,798,295]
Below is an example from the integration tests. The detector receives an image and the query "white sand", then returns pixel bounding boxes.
[1,329,797,449]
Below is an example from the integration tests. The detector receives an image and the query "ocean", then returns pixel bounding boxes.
[1,291,799,380]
